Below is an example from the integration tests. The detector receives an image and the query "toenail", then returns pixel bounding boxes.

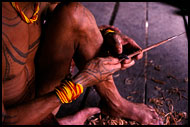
[159,120,163,125]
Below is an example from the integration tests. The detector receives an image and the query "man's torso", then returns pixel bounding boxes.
[2,2,49,107]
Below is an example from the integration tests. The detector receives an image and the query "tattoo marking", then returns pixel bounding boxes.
[82,59,117,83]
[28,36,40,50]
[2,32,40,59]
[5,44,25,65]
[2,20,22,27]
[2,42,10,82]
[3,32,28,58]
[2,5,26,21]
[2,14,19,20]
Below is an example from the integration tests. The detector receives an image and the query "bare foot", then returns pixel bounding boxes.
[129,102,163,125]
[100,98,163,125]
[57,107,100,125]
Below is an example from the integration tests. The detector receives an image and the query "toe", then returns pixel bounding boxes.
[147,105,159,119]
[158,117,164,125]
[150,117,163,125]
[150,119,160,125]
[159,120,164,125]
[147,105,154,109]
[151,111,159,118]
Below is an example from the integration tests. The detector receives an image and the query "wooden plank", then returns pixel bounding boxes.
[146,2,188,125]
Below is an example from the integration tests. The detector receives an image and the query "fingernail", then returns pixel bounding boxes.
[95,108,101,114]
[159,121,163,125]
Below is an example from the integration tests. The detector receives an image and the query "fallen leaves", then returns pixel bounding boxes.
[148,84,188,125]
[149,97,164,106]
[184,77,188,83]
[113,73,120,78]
[167,73,178,81]
[126,96,134,101]
[85,60,188,125]
[163,111,187,125]
[151,101,188,125]
[154,86,161,91]
[168,87,187,100]
[86,114,140,125]
[86,107,187,125]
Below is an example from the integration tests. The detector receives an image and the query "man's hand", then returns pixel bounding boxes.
[99,25,143,70]
[73,57,121,88]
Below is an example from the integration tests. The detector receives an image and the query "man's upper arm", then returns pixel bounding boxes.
[48,2,60,12]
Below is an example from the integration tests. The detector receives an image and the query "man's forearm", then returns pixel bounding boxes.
[73,70,123,107]
[73,72,96,88]
[3,92,61,125]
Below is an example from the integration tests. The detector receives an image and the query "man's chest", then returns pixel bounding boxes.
[2,2,45,76]
[2,21,41,74]
[2,2,49,106]
[2,2,48,54]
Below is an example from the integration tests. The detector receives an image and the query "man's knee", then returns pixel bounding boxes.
[54,2,100,35]
[69,2,98,32]
[44,2,103,68]
[56,2,103,51]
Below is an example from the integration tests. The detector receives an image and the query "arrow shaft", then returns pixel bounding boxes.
[127,32,185,59]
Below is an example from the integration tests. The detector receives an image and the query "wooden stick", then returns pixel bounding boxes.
[127,32,186,59]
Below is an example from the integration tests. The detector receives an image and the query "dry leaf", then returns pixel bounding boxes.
[151,77,166,85]
[154,86,161,91]
[184,77,188,83]
[167,73,178,81]
[154,65,161,71]
[124,78,133,85]
[113,73,120,78]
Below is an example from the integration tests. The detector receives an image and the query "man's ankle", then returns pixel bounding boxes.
[120,98,137,119]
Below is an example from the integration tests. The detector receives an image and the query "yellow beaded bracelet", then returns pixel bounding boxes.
[55,80,83,104]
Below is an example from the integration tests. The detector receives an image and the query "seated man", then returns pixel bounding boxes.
[2,2,163,125]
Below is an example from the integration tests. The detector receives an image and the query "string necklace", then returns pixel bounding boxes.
[11,2,40,24]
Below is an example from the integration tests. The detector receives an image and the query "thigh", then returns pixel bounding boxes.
[35,2,103,96]
[35,3,76,96]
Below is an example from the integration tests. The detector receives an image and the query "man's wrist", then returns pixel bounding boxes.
[72,73,87,88]
[72,71,96,88]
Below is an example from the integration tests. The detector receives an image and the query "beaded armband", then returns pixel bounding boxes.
[55,80,83,104]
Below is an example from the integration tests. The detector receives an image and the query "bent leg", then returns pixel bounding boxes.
[35,2,102,125]
[35,2,103,96]
[35,2,162,125]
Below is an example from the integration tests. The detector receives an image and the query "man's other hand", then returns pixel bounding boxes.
[99,25,143,70]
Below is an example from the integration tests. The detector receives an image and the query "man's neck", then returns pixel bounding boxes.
[16,2,36,10]
[3,2,36,12]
